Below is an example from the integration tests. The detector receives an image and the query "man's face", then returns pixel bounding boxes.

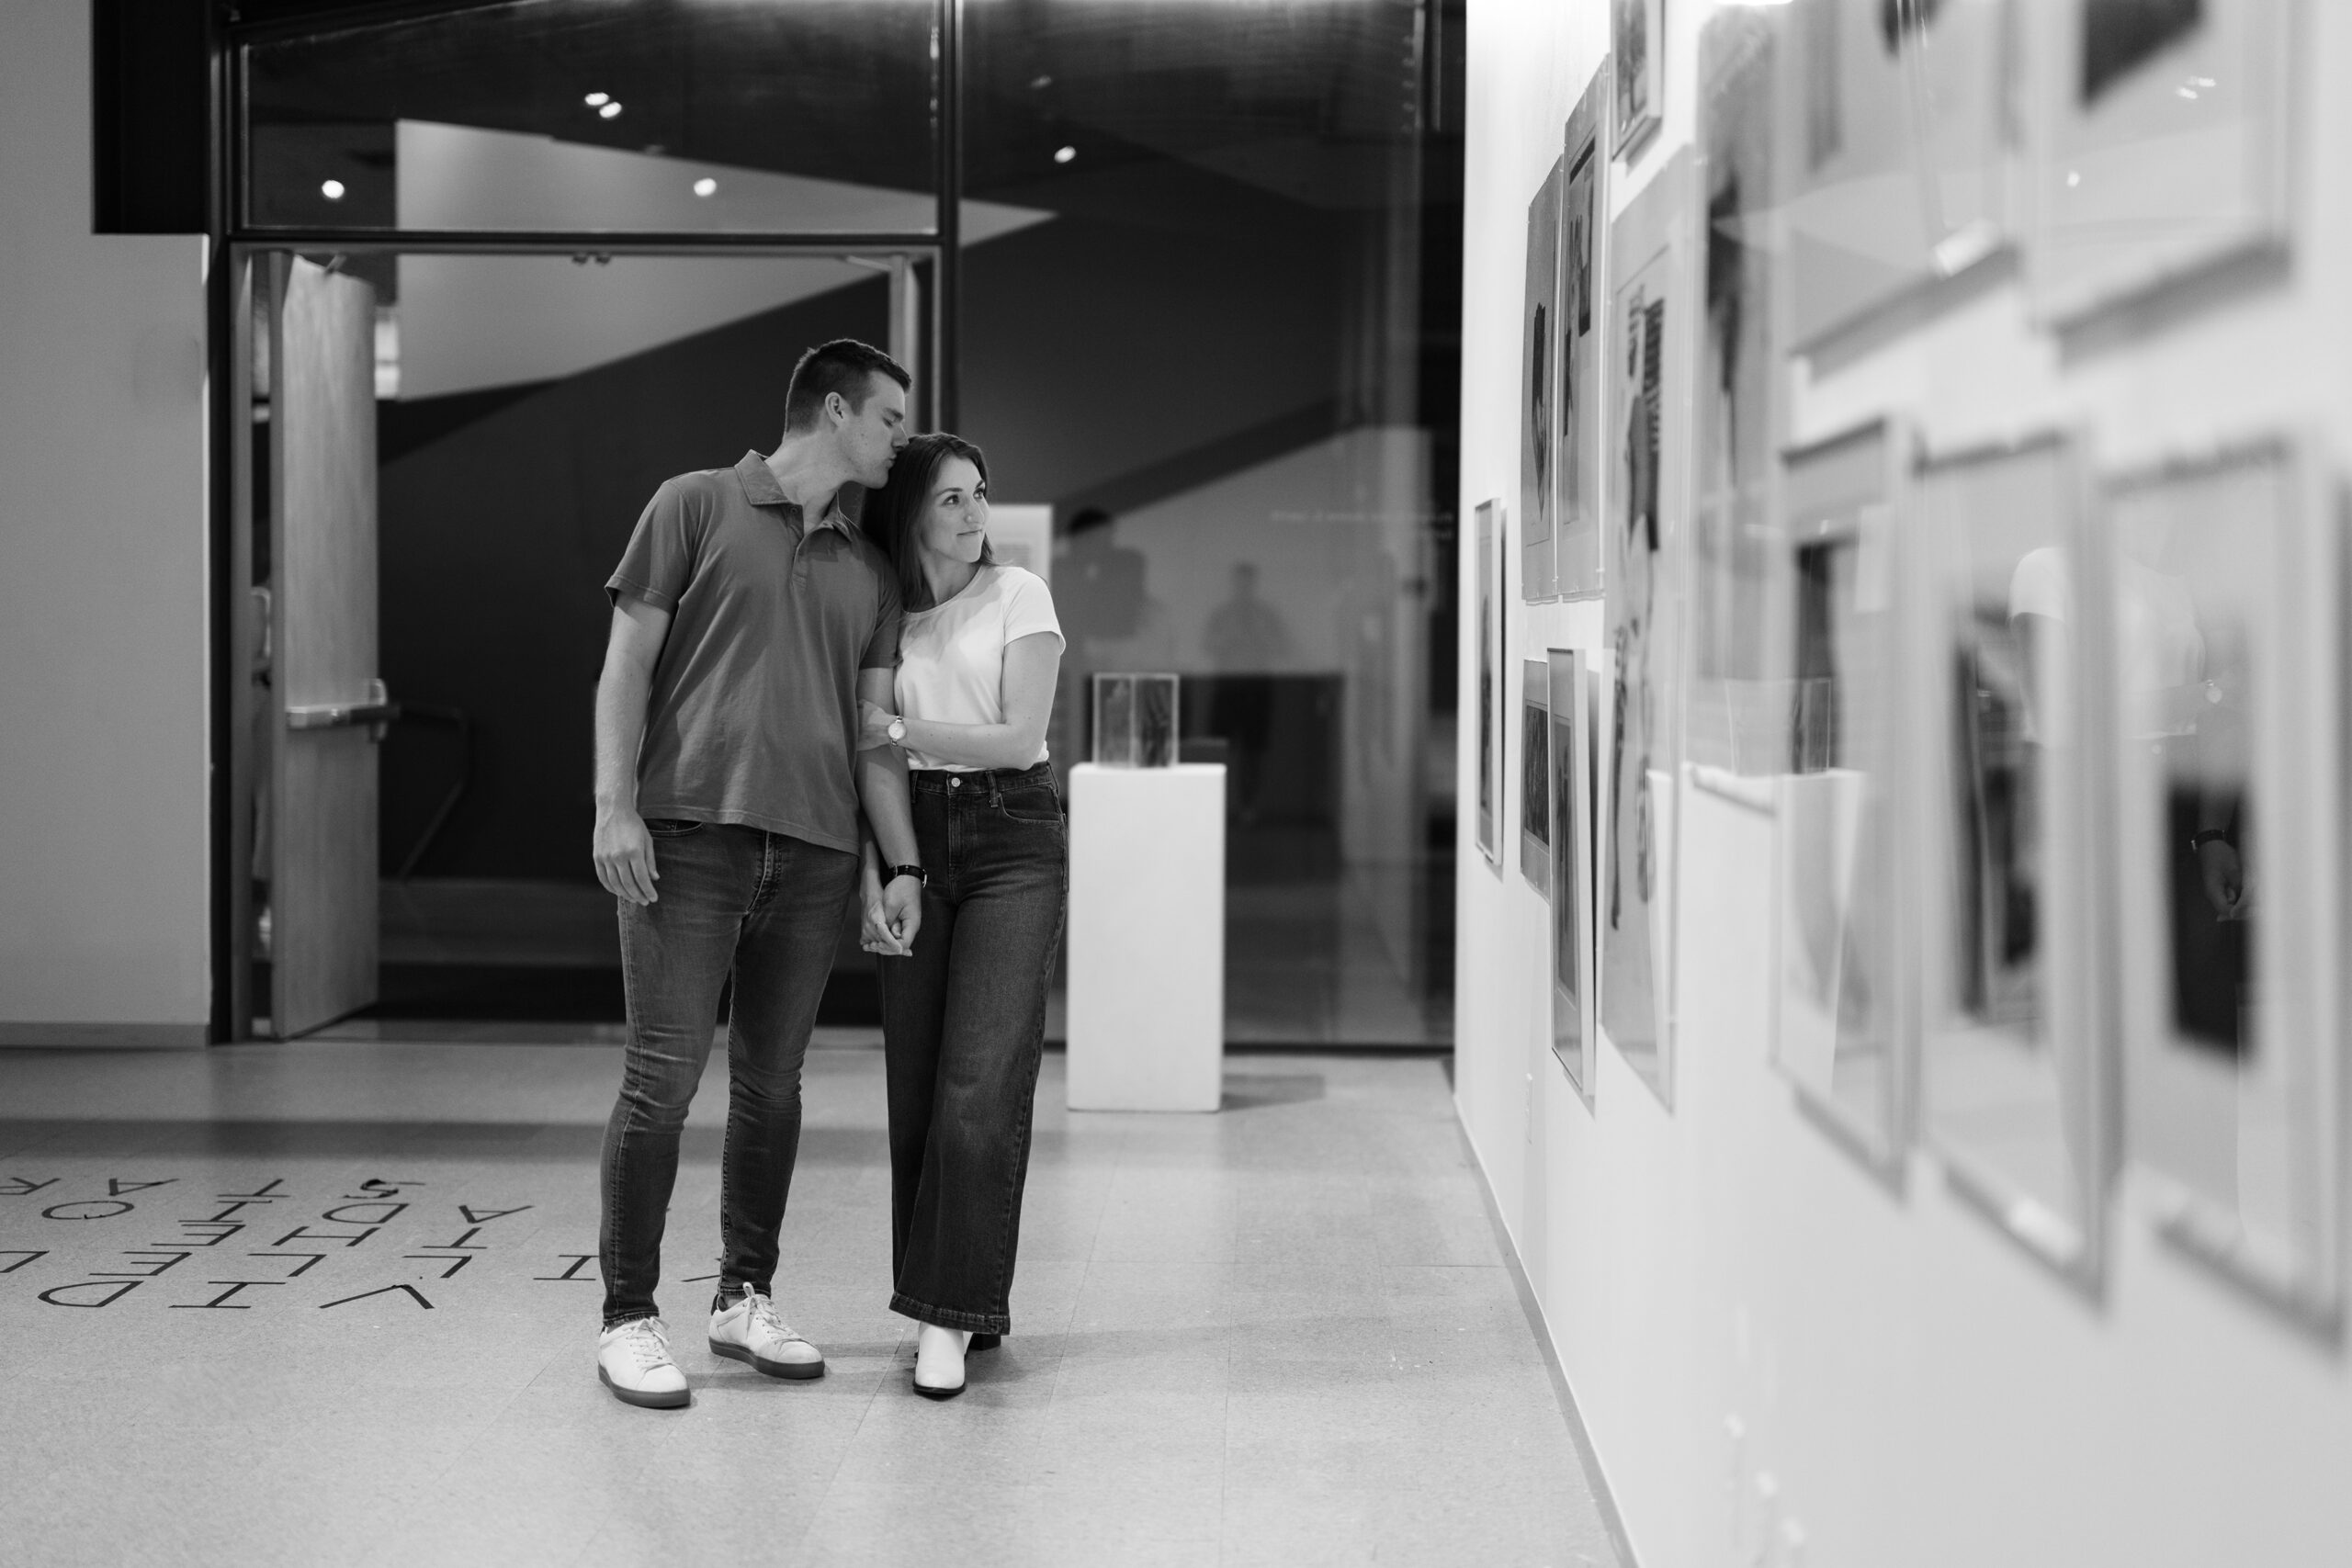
[834,374,910,489]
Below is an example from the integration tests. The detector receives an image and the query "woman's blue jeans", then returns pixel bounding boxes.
[598,820,857,1328]
[878,762,1068,1335]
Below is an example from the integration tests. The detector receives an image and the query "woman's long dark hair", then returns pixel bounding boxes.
[861,432,994,612]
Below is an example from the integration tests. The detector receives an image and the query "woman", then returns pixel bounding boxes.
[856,432,1066,1399]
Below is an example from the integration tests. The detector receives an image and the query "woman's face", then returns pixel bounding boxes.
[916,455,989,566]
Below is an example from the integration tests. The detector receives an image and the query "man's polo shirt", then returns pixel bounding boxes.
[606,451,902,854]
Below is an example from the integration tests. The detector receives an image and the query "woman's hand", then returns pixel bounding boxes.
[861,871,915,956]
[858,700,899,753]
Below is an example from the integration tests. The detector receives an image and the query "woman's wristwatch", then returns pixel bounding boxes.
[888,863,926,886]
[887,716,907,745]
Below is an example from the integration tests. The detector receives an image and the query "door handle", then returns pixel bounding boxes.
[286,678,399,737]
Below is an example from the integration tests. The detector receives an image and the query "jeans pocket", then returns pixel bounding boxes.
[998,787,1064,825]
[643,818,705,838]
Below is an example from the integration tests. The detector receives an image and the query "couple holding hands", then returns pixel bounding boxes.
[587,340,1065,1406]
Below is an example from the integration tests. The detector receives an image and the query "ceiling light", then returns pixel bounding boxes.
[1030,73,1053,90]
[1054,145,1077,164]
[599,101,623,119]
[584,91,610,107]
[693,177,718,197]
[320,179,346,200]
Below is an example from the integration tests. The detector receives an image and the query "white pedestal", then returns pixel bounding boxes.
[1066,762,1225,1111]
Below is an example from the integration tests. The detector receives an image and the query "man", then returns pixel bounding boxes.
[589,339,927,1409]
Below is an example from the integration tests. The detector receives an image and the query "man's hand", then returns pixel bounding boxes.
[858,699,899,753]
[876,873,924,953]
[594,806,661,906]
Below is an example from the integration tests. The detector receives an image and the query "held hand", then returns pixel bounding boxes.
[593,807,660,906]
[2198,840,2252,921]
[859,875,905,956]
[859,700,899,752]
[877,874,924,954]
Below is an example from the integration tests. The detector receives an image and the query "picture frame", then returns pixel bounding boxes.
[2099,437,2343,1332]
[1910,433,2116,1286]
[1550,648,1598,1100]
[1523,157,1566,603]
[1600,149,1695,1108]
[1476,500,1506,871]
[1521,659,1553,894]
[1691,5,1791,774]
[1770,417,1915,1180]
[1554,63,1611,600]
[2027,0,2298,330]
[1614,0,1665,164]
[1781,0,2018,354]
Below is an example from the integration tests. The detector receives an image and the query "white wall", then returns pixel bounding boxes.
[0,0,211,1040]
[1457,4,2352,1566]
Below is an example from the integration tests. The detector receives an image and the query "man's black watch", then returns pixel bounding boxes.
[887,863,927,886]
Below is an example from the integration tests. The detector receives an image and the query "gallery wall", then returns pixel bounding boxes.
[0,0,211,1043]
[1456,2,2352,1565]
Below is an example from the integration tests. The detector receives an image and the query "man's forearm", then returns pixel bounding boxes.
[859,749,921,867]
[594,660,652,813]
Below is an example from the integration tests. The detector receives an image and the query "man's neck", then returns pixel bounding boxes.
[764,432,853,518]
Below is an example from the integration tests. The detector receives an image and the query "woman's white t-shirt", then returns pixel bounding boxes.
[895,564,1064,772]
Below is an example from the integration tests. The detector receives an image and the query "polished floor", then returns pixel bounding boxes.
[0,1041,1611,1566]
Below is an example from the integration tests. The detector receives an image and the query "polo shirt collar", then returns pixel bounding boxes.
[735,450,857,536]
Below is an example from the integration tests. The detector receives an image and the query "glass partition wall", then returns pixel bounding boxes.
[222,0,1463,1046]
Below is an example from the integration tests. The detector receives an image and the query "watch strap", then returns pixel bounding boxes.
[888,863,927,886]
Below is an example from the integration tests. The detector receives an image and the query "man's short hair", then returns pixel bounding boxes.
[783,339,911,432]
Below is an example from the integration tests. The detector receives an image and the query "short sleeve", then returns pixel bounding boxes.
[861,559,903,671]
[606,479,698,611]
[1001,569,1065,649]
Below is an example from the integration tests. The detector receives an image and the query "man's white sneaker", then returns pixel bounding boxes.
[597,1317,689,1409]
[708,1290,825,1380]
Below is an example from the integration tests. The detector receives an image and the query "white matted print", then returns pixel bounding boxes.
[2029,0,2297,327]
[1549,648,1598,1100]
[1615,0,1664,162]
[1522,159,1565,603]
[1600,151,1694,1107]
[1476,500,1505,871]
[1521,659,1553,895]
[2102,439,2343,1330]
[1555,65,1611,599]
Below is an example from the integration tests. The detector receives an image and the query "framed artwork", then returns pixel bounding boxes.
[1692,6,1791,773]
[1521,659,1554,893]
[1523,159,1566,602]
[1615,0,1665,162]
[1555,65,1611,599]
[2028,0,2297,328]
[1476,500,1505,871]
[1549,648,1598,1100]
[1771,418,1914,1179]
[1600,150,1695,1107]
[1912,434,2115,1284]
[1783,0,2017,351]
[2101,439,2343,1330]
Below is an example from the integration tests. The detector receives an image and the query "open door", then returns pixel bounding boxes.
[269,255,389,1037]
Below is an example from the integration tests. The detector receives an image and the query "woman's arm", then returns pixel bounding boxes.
[862,632,1062,771]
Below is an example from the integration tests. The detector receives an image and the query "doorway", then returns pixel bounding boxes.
[230,243,934,1040]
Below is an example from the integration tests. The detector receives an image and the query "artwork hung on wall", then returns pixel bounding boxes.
[1783,0,2016,352]
[1555,65,1611,599]
[1523,158,1566,603]
[1771,418,1913,1177]
[2102,440,2343,1330]
[1912,434,2115,1282]
[1549,648,1598,1099]
[1615,0,1665,162]
[1476,501,1504,870]
[2029,0,2296,327]
[1521,659,1553,894]
[1692,6,1789,774]
[1600,150,1695,1106]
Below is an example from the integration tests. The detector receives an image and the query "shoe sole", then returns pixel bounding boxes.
[708,1337,825,1380]
[599,1364,689,1409]
[912,1379,965,1400]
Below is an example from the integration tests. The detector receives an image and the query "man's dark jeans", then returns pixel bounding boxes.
[878,762,1068,1335]
[599,820,857,1327]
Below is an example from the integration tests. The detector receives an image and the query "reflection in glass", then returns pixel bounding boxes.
[1549,650,1595,1097]
[1521,660,1552,894]
[1091,673,1179,770]
[1916,439,2106,1273]
[1774,422,1905,1170]
[2108,446,2341,1323]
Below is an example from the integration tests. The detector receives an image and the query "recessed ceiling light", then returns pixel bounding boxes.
[1030,73,1053,90]
[693,177,718,197]
[321,179,346,200]
[584,91,610,107]
[599,101,623,119]
[1054,145,1077,164]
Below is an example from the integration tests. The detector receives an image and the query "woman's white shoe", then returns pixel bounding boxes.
[912,1324,971,1399]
